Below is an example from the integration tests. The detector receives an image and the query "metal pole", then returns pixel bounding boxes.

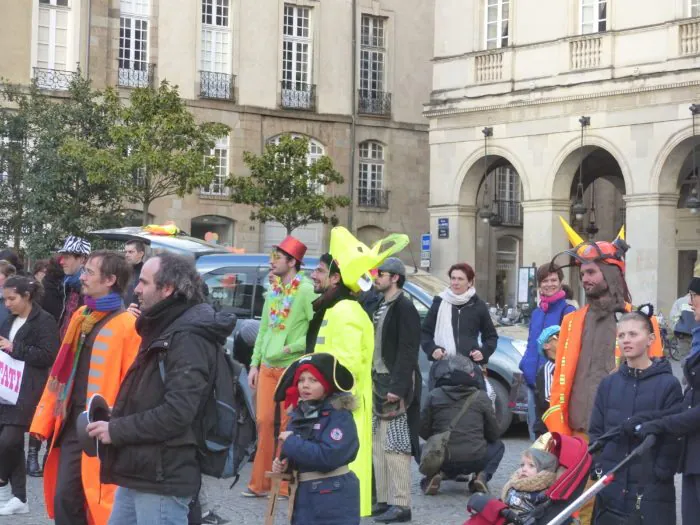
[348,0,358,231]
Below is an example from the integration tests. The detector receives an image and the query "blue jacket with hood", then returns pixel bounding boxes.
[519,298,575,388]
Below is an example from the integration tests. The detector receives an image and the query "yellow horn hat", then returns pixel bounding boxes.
[558,216,584,247]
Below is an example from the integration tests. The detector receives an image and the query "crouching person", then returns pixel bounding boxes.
[419,355,504,495]
[86,253,235,525]
[272,353,360,525]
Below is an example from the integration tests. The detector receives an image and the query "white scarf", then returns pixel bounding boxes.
[434,287,476,356]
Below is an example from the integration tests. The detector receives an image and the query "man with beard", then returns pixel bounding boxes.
[370,258,420,523]
[307,253,374,518]
[88,252,235,524]
[242,236,315,498]
[544,220,663,437]
[542,220,664,524]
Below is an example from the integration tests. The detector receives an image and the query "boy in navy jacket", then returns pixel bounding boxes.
[272,352,360,525]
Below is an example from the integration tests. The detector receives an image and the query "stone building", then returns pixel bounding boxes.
[427,0,700,314]
[0,0,432,258]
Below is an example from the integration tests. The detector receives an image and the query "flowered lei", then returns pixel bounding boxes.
[268,274,303,330]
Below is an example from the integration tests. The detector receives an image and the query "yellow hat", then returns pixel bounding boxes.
[328,227,409,292]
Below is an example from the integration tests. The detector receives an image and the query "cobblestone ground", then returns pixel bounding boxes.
[19,424,528,525]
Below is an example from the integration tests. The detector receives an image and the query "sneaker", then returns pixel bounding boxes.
[201,510,230,524]
[0,497,29,515]
[0,485,11,507]
[469,472,490,494]
[240,489,267,498]
[422,473,441,496]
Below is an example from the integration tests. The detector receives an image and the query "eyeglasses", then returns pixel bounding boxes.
[269,251,282,262]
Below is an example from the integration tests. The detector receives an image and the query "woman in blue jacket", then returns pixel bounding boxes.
[589,308,683,525]
[519,263,576,440]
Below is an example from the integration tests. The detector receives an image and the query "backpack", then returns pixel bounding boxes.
[158,346,257,486]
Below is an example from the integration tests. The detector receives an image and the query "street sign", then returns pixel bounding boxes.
[420,259,431,268]
[438,218,449,239]
[421,233,431,252]
[421,250,430,260]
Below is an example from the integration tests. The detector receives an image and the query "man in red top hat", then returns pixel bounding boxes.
[242,236,317,498]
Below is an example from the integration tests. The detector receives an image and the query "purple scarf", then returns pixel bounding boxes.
[539,290,566,313]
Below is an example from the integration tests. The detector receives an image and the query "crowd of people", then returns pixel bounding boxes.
[0,217,697,525]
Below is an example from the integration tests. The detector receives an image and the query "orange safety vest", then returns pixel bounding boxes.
[543,303,663,436]
[30,308,141,525]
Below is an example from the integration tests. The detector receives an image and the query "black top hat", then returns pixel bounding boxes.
[76,393,111,458]
[273,352,355,404]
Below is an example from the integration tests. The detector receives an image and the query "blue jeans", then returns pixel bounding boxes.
[108,487,191,525]
[526,387,537,441]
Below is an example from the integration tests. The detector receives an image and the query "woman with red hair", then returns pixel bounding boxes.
[421,263,498,386]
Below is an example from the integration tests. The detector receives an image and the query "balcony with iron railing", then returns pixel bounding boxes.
[357,188,389,210]
[496,199,523,226]
[358,90,392,116]
[280,81,316,111]
[200,71,235,101]
[33,67,78,91]
[117,61,155,88]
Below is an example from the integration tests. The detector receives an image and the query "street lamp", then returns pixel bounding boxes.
[479,127,502,225]
[572,116,591,221]
[586,179,599,237]
[688,105,700,215]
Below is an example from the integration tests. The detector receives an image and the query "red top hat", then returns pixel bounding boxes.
[274,236,307,263]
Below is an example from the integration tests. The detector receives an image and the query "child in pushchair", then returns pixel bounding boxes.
[501,448,559,517]
[463,432,592,525]
[463,429,657,525]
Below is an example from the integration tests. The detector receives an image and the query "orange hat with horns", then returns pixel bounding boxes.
[553,217,629,273]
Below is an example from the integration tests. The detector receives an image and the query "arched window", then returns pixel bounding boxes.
[267,134,326,192]
[267,133,325,165]
[358,141,386,208]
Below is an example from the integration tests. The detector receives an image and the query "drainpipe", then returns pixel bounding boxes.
[348,0,357,231]
[85,0,91,76]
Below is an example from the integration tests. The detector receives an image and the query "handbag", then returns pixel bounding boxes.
[0,349,25,405]
[419,391,479,477]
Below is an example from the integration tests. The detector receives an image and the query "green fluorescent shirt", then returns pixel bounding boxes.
[251,277,316,368]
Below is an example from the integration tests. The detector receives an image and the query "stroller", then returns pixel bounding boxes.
[463,430,656,525]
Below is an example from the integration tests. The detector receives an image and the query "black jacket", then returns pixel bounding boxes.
[124,261,143,305]
[377,293,421,400]
[376,292,422,458]
[421,294,498,365]
[0,303,59,426]
[40,272,65,323]
[101,298,236,498]
[644,349,700,475]
[419,384,499,464]
[589,359,683,523]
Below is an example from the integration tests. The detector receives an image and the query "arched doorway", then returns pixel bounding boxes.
[475,161,524,307]
[656,134,700,298]
[191,215,235,246]
[558,146,626,304]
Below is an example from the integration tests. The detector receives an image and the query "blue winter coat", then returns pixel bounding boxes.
[589,359,683,524]
[282,394,360,525]
[519,299,575,387]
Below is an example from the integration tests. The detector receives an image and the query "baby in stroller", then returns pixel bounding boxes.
[464,433,591,525]
[501,448,559,517]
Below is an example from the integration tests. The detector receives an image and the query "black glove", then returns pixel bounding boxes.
[637,421,664,439]
[621,415,651,436]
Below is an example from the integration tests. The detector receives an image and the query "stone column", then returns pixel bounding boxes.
[624,193,678,315]
[521,199,571,268]
[428,205,477,278]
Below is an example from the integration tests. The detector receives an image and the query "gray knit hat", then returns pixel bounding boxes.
[526,448,558,473]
